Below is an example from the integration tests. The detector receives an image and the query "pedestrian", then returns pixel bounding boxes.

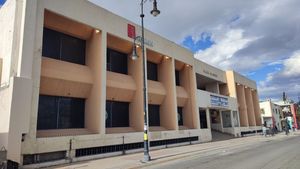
[269,124,274,136]
[285,117,289,136]
[262,124,267,137]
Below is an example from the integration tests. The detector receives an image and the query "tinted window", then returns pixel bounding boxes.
[107,48,128,74]
[199,109,208,128]
[177,107,183,126]
[60,34,86,64]
[42,28,60,60]
[148,104,160,126]
[37,95,58,130]
[175,70,180,86]
[147,61,158,81]
[106,100,129,128]
[42,27,86,65]
[37,95,85,130]
[59,97,85,129]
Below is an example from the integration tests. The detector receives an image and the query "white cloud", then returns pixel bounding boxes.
[281,51,300,77]
[258,50,300,101]
[194,29,255,70]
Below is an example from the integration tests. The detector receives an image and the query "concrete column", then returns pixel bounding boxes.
[252,90,262,126]
[236,84,249,127]
[206,108,211,129]
[158,57,177,130]
[230,111,234,128]
[225,71,237,98]
[181,66,199,129]
[244,87,256,127]
[85,30,106,134]
[128,43,144,131]
[25,0,45,147]
[219,110,224,132]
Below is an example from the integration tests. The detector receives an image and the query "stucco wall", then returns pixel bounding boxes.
[0,85,13,150]
[194,59,227,83]
[0,0,16,85]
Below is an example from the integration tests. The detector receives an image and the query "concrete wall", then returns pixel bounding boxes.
[193,59,226,83]
[0,77,32,163]
[0,0,16,85]
[0,58,2,84]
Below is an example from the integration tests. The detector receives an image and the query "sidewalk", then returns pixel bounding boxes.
[47,131,300,169]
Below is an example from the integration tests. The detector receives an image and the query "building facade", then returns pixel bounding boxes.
[274,101,299,130]
[0,0,261,167]
[260,100,283,131]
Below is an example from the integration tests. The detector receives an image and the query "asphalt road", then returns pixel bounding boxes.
[146,135,300,169]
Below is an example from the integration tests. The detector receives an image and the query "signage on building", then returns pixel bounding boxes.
[210,95,228,107]
[203,70,218,78]
[127,24,136,38]
[134,36,154,47]
[127,24,154,47]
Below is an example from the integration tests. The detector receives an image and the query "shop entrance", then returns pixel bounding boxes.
[210,109,235,141]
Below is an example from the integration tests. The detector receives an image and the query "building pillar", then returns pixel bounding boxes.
[206,108,211,129]
[219,110,224,132]
[252,90,262,126]
[158,57,177,130]
[236,84,249,127]
[244,87,256,127]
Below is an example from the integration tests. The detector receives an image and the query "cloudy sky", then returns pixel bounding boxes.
[1,0,299,102]
[89,0,300,102]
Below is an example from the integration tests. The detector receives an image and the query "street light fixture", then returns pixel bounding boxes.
[131,0,160,162]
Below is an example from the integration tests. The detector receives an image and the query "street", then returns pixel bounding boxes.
[145,135,300,169]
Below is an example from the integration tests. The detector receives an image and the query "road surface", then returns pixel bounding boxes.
[146,135,300,169]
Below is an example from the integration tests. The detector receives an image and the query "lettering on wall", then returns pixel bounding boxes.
[134,36,154,47]
[210,95,228,107]
[203,70,218,78]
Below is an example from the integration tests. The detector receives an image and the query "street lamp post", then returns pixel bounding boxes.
[131,0,160,162]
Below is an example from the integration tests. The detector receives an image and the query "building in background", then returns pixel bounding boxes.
[274,101,299,130]
[260,100,283,131]
[0,0,261,167]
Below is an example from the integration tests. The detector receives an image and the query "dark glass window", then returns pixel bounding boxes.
[177,107,183,126]
[148,104,160,126]
[106,101,129,128]
[107,48,128,74]
[58,97,85,129]
[199,109,208,128]
[37,95,85,130]
[42,28,86,65]
[147,61,158,81]
[175,70,180,86]
[37,95,57,129]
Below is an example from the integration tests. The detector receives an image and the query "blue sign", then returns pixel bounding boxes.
[210,95,228,107]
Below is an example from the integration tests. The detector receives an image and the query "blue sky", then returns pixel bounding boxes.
[181,34,283,82]
[0,0,5,6]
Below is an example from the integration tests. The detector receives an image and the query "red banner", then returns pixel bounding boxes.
[127,24,136,39]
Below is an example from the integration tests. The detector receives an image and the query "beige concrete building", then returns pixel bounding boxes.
[0,0,261,167]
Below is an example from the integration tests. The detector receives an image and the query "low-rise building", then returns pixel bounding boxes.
[260,100,283,131]
[274,101,299,129]
[0,0,261,167]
